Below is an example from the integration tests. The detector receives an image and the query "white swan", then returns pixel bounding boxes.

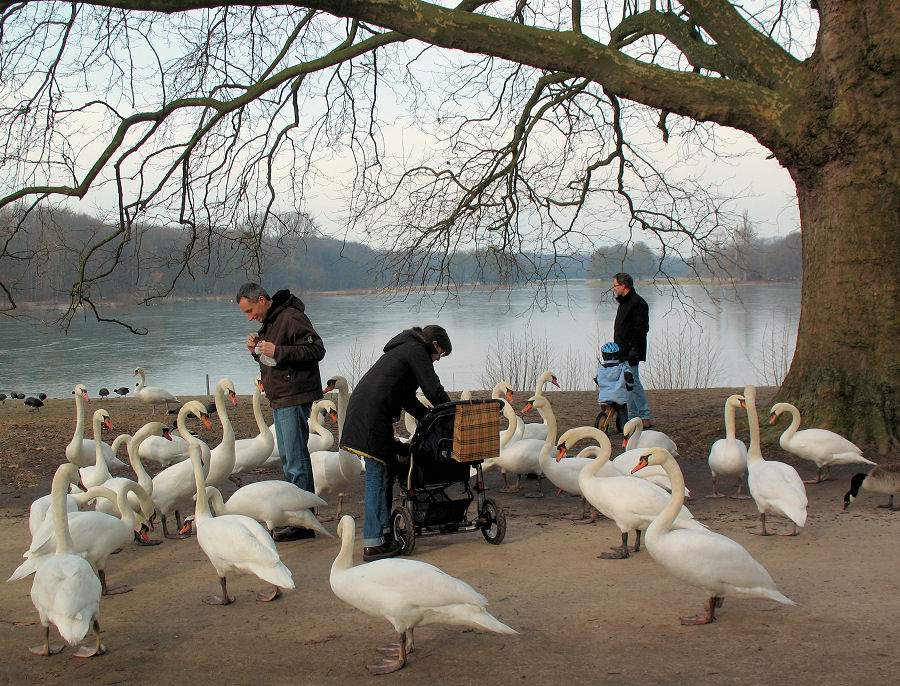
[843,464,900,511]
[611,447,689,495]
[201,483,331,537]
[187,443,295,605]
[569,428,705,559]
[230,376,276,484]
[20,463,104,657]
[150,401,213,538]
[205,378,238,487]
[137,419,190,468]
[622,416,679,457]
[12,483,149,595]
[64,384,125,470]
[743,386,808,536]
[330,515,517,674]
[492,394,553,496]
[519,371,560,440]
[307,399,337,453]
[632,447,796,624]
[769,402,874,483]
[707,394,750,498]
[310,398,362,520]
[133,366,179,413]
[77,409,116,489]
[28,493,79,538]
[552,425,623,523]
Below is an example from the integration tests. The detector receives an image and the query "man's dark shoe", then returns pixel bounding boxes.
[273,526,316,542]
[363,540,402,562]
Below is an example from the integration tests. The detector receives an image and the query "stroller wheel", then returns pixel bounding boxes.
[479,497,506,545]
[390,506,416,555]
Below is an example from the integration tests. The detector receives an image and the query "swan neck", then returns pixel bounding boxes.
[72,392,85,444]
[215,385,235,442]
[251,386,266,434]
[190,449,212,521]
[652,456,686,534]
[745,393,763,463]
[51,467,76,554]
[332,522,355,573]
[127,428,154,490]
[782,405,801,441]
[537,402,558,467]
[500,401,518,448]
[336,384,348,441]
[580,428,612,480]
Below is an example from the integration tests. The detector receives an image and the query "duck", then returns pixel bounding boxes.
[133,366,179,413]
[568,428,705,559]
[200,482,331,537]
[77,409,116,490]
[769,402,874,483]
[11,483,151,595]
[519,371,560,440]
[707,394,750,498]
[205,378,238,487]
[150,401,213,538]
[65,384,125,470]
[622,416,679,457]
[553,425,623,523]
[742,386,808,536]
[20,463,104,657]
[310,398,362,520]
[230,376,276,485]
[329,515,517,674]
[187,443,295,605]
[631,447,796,625]
[843,464,900,511]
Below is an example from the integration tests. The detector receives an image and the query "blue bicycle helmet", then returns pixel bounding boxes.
[601,342,619,355]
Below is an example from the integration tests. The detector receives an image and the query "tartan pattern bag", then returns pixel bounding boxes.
[451,400,501,463]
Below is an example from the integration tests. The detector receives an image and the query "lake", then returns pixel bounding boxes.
[0,281,799,399]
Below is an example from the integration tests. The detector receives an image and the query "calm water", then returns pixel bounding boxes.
[0,282,799,399]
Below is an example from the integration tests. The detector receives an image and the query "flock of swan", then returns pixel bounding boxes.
[7,368,898,674]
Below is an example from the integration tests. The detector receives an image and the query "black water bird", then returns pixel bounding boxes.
[99,388,110,399]
[113,387,130,397]
[24,396,44,410]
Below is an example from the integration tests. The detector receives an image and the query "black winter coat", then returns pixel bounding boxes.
[340,329,451,465]
[614,288,649,364]
[253,290,325,409]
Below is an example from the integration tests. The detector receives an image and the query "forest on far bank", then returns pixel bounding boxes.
[2,207,800,304]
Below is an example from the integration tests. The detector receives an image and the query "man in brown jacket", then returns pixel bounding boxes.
[237,282,326,541]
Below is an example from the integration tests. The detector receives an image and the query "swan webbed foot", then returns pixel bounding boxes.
[316,513,337,523]
[599,548,630,559]
[366,657,405,675]
[256,586,282,602]
[72,619,105,657]
[102,584,133,596]
[680,597,723,626]
[498,486,520,493]
[729,493,752,500]
[134,534,162,546]
[30,627,64,656]
[367,631,409,674]
[705,492,726,499]
[203,594,235,606]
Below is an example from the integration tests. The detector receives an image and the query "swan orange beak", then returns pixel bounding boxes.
[139,524,151,543]
[505,389,515,404]
[161,428,173,441]
[103,417,114,431]
[178,521,193,536]
[551,376,560,388]
[229,390,237,406]
[556,444,567,462]
[768,412,777,425]
[631,456,650,474]
[200,413,212,429]
[522,401,534,414]
[256,379,264,391]
[329,410,338,423]
[323,380,336,393]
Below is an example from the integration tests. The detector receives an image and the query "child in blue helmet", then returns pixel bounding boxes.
[594,342,633,433]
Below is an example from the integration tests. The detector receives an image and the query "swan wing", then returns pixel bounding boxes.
[197,514,294,588]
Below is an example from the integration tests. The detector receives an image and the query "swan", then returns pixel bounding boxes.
[769,402,874,483]
[631,447,796,624]
[133,366,179,414]
[743,386,808,536]
[203,378,238,488]
[611,448,689,495]
[150,401,213,538]
[492,395,553,496]
[77,409,116,490]
[230,376,276,484]
[330,515,517,674]
[622,416,679,457]
[187,443,295,605]
[200,483,331,537]
[65,384,125,470]
[310,398,362,520]
[843,464,900,511]
[519,371,560,440]
[307,399,337,453]
[568,428,705,559]
[137,419,191,468]
[707,394,750,498]
[12,483,150,595]
[20,463,104,657]
[480,382,523,478]
[552,425,623,523]
[28,493,79,538]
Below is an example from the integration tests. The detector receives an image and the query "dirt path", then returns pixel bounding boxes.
[1,389,897,684]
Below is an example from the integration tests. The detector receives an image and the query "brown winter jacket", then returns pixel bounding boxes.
[253,290,326,409]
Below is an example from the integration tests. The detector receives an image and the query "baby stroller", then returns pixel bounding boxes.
[390,399,507,555]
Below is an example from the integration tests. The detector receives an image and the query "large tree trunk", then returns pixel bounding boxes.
[775,3,900,453]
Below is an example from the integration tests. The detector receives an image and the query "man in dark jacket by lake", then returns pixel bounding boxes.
[237,282,326,541]
[341,325,452,561]
[612,272,651,427]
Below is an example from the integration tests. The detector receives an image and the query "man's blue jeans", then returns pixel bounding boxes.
[272,403,314,493]
[363,457,392,547]
[627,362,651,421]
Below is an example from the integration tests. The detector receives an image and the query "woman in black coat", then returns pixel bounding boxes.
[341,325,452,561]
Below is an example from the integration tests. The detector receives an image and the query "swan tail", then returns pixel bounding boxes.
[7,556,42,581]
[436,604,519,635]
[289,511,334,538]
[466,608,519,635]
[761,588,796,606]
[249,561,295,590]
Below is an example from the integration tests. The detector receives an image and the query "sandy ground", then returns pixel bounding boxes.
[1,388,898,685]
